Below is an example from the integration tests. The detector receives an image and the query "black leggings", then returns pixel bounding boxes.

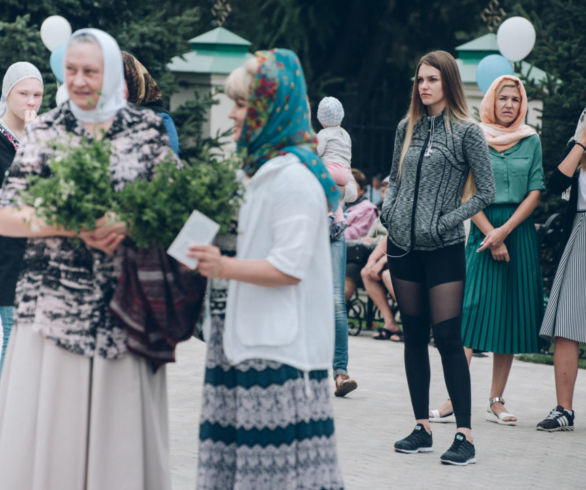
[387,239,471,428]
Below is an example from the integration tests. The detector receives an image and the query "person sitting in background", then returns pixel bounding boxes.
[344,168,379,240]
[345,216,386,302]
[362,238,402,342]
[122,51,179,155]
[344,177,389,301]
[366,173,384,206]
[377,176,389,210]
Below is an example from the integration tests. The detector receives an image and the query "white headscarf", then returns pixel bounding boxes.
[66,28,126,123]
[0,62,43,117]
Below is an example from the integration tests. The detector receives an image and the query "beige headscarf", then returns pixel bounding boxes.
[479,75,536,152]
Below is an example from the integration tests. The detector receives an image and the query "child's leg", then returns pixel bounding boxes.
[326,161,351,186]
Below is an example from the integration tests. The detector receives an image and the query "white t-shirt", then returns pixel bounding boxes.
[223,154,334,371]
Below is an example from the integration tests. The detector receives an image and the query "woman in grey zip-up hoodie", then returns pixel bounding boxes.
[382,50,495,466]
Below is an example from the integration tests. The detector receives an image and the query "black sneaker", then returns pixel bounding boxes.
[394,424,433,454]
[440,433,476,465]
[536,406,575,432]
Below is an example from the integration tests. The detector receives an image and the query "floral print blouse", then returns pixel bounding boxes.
[0,102,177,359]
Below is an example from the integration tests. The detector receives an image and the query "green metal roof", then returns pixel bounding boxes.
[456,33,499,52]
[188,27,251,47]
[168,27,252,75]
[455,32,547,85]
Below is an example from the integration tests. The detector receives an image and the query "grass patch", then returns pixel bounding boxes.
[516,353,586,369]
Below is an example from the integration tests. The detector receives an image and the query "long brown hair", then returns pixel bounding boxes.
[398,51,476,198]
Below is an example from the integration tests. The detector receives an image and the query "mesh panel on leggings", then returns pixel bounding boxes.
[428,280,464,325]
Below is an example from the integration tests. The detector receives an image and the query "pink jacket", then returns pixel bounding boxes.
[344,197,379,240]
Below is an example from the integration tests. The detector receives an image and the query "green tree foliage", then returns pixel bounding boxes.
[169,89,232,162]
[0,15,55,112]
[0,1,217,161]
[0,1,203,109]
[225,0,486,176]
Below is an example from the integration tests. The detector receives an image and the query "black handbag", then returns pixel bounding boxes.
[346,241,373,265]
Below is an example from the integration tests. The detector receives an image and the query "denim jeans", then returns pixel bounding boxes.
[0,306,13,376]
[331,235,349,377]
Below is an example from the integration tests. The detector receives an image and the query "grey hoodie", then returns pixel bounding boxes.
[381,112,495,251]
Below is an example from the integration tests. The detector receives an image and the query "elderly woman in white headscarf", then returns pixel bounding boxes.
[0,62,43,376]
[0,29,176,490]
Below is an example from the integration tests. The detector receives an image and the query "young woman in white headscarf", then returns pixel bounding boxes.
[0,29,177,490]
[0,62,43,376]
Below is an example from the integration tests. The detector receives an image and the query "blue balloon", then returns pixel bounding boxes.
[50,44,66,83]
[476,55,514,94]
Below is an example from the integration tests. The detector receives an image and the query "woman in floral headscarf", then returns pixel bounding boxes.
[188,49,344,489]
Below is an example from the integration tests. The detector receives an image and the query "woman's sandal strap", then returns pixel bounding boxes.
[489,397,505,406]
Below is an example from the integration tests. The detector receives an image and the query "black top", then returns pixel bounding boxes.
[549,141,582,248]
[0,128,26,306]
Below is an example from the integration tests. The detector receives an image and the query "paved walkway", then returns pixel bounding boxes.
[168,333,586,489]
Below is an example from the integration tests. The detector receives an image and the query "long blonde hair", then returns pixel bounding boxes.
[398,51,476,199]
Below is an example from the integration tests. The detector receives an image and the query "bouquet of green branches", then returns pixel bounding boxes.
[21,136,114,234]
[114,147,242,249]
[21,135,242,248]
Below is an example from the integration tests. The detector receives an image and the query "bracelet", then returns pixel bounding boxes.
[575,141,586,152]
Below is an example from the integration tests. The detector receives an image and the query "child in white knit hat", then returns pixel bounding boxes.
[317,96,352,238]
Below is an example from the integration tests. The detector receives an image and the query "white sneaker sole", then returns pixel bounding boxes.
[440,457,476,466]
[395,446,433,454]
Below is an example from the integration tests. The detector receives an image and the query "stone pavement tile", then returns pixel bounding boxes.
[168,335,586,490]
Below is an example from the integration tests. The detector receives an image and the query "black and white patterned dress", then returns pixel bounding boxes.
[197,224,344,490]
[0,103,176,490]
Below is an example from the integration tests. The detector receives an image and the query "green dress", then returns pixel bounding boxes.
[462,134,545,354]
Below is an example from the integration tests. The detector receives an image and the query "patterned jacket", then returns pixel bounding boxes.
[0,102,177,359]
[381,113,495,251]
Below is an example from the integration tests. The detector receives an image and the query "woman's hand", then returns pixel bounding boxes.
[88,212,127,240]
[79,230,125,255]
[579,126,586,147]
[24,109,37,126]
[187,244,224,278]
[489,242,510,262]
[477,226,509,252]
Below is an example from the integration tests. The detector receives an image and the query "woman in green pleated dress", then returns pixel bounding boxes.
[430,75,544,426]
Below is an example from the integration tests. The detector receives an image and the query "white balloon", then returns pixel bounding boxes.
[497,17,536,62]
[55,84,69,106]
[40,15,72,52]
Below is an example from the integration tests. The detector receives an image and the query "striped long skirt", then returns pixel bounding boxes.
[540,212,586,343]
[461,204,544,354]
[196,301,343,490]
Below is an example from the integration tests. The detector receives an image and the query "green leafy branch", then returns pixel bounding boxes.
[21,135,242,249]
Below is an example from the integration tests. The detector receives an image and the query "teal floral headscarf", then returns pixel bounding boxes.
[237,49,341,211]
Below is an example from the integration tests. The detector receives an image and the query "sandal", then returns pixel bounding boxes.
[373,327,403,342]
[486,397,517,426]
[334,373,358,397]
[429,408,455,423]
